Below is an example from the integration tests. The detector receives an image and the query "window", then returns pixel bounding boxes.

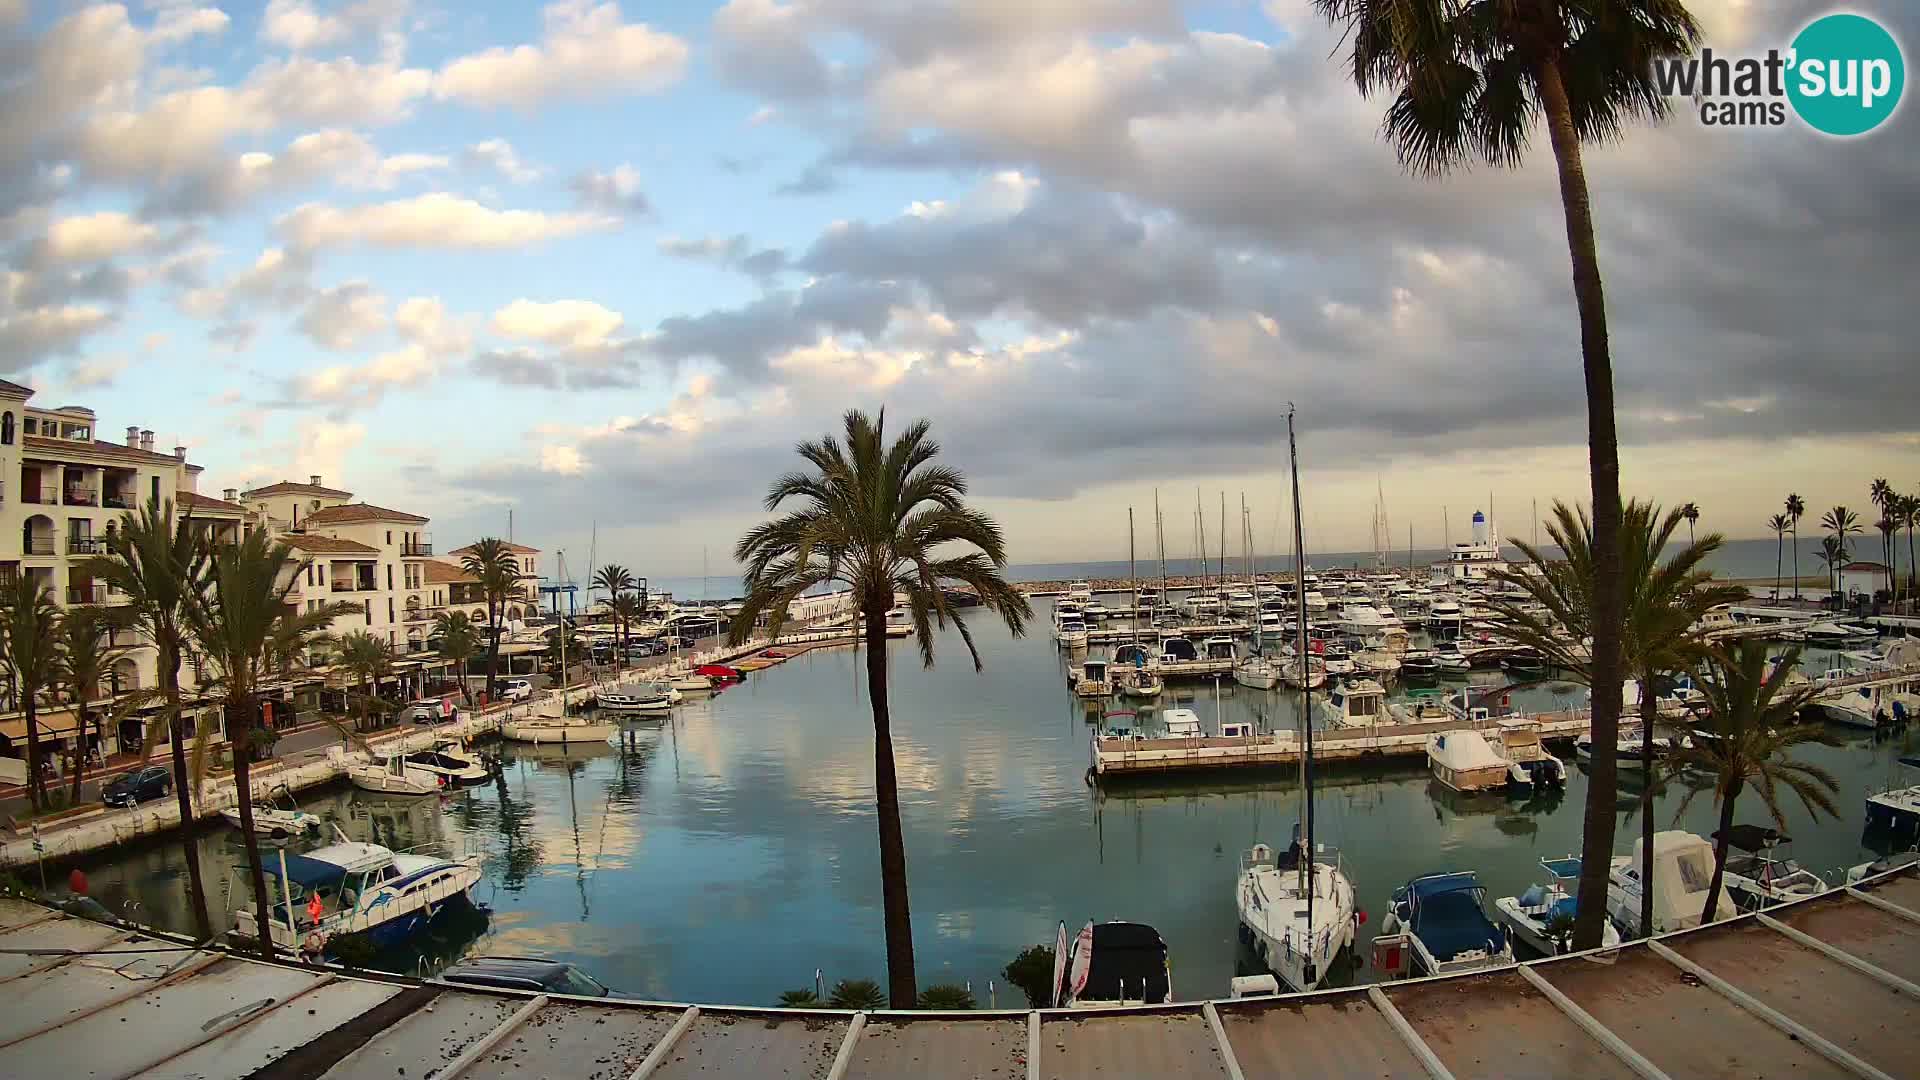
[386,531,392,545]
[306,565,314,586]
[363,599,371,624]
[150,476,159,505]
[1,412,12,445]
[387,598,394,623]
[386,565,393,590]
[21,417,34,435]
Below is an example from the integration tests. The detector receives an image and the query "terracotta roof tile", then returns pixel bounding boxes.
[0,378,35,398]
[282,534,379,555]
[423,560,477,584]
[23,435,202,470]
[298,502,429,525]
[242,480,355,499]
[449,540,540,555]
[176,489,248,515]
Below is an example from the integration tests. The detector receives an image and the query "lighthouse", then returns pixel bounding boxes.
[1471,510,1488,547]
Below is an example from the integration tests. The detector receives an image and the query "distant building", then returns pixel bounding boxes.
[1430,509,1507,585]
[444,541,544,623]
[1838,561,1891,599]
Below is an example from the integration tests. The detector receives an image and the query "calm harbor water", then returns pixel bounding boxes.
[70,604,1912,1006]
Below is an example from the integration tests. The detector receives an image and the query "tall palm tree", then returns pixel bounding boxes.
[1902,494,1919,605]
[1668,641,1838,923]
[53,608,155,808]
[433,611,480,706]
[1820,506,1860,597]
[1679,502,1700,547]
[1875,515,1898,601]
[0,576,61,812]
[459,539,518,701]
[1309,0,1699,950]
[84,498,213,939]
[186,530,357,956]
[1492,500,1741,938]
[1815,536,1846,599]
[608,592,644,667]
[1785,493,1806,598]
[1869,477,1894,555]
[593,565,635,672]
[335,631,393,732]
[729,410,1031,1006]
[1766,512,1790,604]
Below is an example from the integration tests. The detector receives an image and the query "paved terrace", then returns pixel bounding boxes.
[0,864,1914,1079]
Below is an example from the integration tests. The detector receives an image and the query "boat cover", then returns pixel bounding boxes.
[263,852,350,891]
[1080,922,1170,1004]
[1406,874,1504,962]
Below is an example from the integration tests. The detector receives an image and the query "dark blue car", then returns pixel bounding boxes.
[102,765,171,807]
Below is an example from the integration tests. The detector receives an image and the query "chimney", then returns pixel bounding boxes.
[223,488,237,502]
[310,474,322,487]
[125,425,139,447]
[139,429,154,453]
[173,445,186,461]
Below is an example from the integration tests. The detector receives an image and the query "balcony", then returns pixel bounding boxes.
[64,488,98,507]
[20,491,57,505]
[67,585,100,605]
[330,581,376,593]
[67,536,105,555]
[402,540,434,556]
[103,492,135,510]
[23,536,54,556]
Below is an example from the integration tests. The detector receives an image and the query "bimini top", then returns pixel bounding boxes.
[1080,922,1170,1004]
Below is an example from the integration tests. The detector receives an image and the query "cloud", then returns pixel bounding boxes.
[150,4,232,45]
[461,139,542,184]
[569,165,650,215]
[179,246,316,321]
[491,298,624,348]
[0,305,115,369]
[285,294,471,411]
[295,280,388,350]
[276,194,617,250]
[434,2,689,107]
[294,345,439,408]
[34,212,162,264]
[657,233,788,280]
[539,444,586,475]
[259,0,407,51]
[62,354,130,389]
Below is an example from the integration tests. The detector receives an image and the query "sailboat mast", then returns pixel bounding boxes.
[1218,492,1227,598]
[1156,489,1168,604]
[1128,508,1137,645]
[1196,489,1207,596]
[1287,406,1313,928]
[1243,495,1258,652]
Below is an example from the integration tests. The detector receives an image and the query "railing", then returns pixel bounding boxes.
[103,492,135,509]
[20,491,57,505]
[24,536,54,556]
[67,585,99,605]
[330,581,377,594]
[402,541,433,556]
[64,488,98,507]
[66,536,105,555]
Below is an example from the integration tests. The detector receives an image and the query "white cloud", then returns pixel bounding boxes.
[434,1,689,107]
[491,298,624,348]
[277,194,616,250]
[570,164,649,214]
[539,444,586,475]
[150,4,231,44]
[295,280,388,350]
[461,139,542,184]
[296,345,438,407]
[0,305,115,366]
[39,212,160,263]
[64,354,130,389]
[393,296,471,354]
[260,0,411,51]
[357,151,450,189]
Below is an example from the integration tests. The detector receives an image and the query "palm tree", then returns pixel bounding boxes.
[1679,502,1700,547]
[459,539,518,701]
[1766,512,1790,603]
[1820,506,1860,597]
[593,565,635,671]
[1309,0,1699,950]
[1902,494,1919,605]
[1876,515,1898,601]
[1668,641,1838,923]
[1785,494,1806,598]
[0,576,61,812]
[53,608,155,808]
[433,611,480,706]
[730,410,1032,1006]
[84,498,212,939]
[1870,478,1894,552]
[1870,478,1895,591]
[1815,536,1846,599]
[335,631,394,732]
[186,530,357,956]
[608,592,644,667]
[1492,500,1742,938]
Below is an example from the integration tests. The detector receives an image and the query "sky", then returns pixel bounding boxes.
[2,0,1916,577]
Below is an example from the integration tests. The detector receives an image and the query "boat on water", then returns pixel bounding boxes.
[1065,580,1094,603]
[1373,871,1516,978]
[1501,647,1548,676]
[1115,658,1163,698]
[231,834,484,954]
[597,683,675,713]
[346,752,444,796]
[1280,654,1327,690]
[1158,636,1198,665]
[1232,652,1279,690]
[1319,641,1355,676]
[1388,688,1453,725]
[1865,756,1920,836]
[1073,658,1114,697]
[1054,615,1090,649]
[1202,636,1237,662]
[1606,830,1736,933]
[222,784,323,840]
[1319,677,1387,728]
[1160,707,1204,738]
[403,742,490,786]
[1576,721,1675,770]
[1714,825,1828,911]
[500,715,619,744]
[694,663,745,682]
[1425,729,1514,793]
[1493,857,1622,956]
[1055,920,1173,1007]
[1433,641,1472,678]
[1495,719,1567,787]
[1236,828,1357,992]
[1099,710,1145,741]
[1399,650,1439,683]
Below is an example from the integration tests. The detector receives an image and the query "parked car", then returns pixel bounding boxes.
[500,678,534,702]
[102,765,172,807]
[434,956,613,997]
[405,700,455,725]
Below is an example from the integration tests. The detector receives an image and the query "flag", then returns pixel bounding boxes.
[1050,921,1069,1007]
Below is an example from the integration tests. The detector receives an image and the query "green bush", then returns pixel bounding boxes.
[777,989,823,1008]
[827,978,886,1009]
[916,984,975,1010]
[1002,944,1056,1008]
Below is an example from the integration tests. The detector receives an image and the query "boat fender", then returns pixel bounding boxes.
[302,931,326,959]
[308,893,324,925]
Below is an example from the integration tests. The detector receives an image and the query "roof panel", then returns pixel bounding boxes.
[1775,893,1920,985]
[1386,970,1638,1079]
[1218,994,1429,1079]
[0,897,56,931]
[1537,946,1854,1080]
[145,976,403,1080]
[647,1009,848,1079]
[0,935,203,1043]
[1041,1009,1230,1080]
[843,1016,1027,1080]
[0,919,129,979]
[320,989,525,1080]
[1860,870,1920,914]
[460,1000,683,1080]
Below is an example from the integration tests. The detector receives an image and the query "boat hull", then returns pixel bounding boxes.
[501,720,618,743]
[1493,897,1621,957]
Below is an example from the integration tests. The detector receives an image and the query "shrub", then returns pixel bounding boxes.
[827,978,886,1009]
[1002,944,1056,1008]
[916,984,975,1010]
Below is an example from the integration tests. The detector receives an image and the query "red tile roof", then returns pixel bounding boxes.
[242,480,355,499]
[22,435,204,471]
[449,540,540,555]
[282,534,380,555]
[298,502,429,525]
[423,560,477,584]
[176,489,249,515]
[0,378,35,398]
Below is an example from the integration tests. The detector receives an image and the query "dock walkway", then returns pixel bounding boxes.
[1,863,1915,1079]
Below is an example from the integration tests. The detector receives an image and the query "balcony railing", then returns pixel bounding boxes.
[64,489,98,507]
[330,581,377,593]
[67,536,105,555]
[103,492,135,509]
[67,585,100,605]
[24,536,55,556]
[402,541,434,556]
[20,491,57,505]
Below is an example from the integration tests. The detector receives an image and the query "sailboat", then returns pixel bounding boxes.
[1116,510,1164,699]
[1236,407,1357,992]
[1233,497,1280,690]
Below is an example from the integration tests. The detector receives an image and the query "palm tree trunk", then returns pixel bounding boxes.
[1637,677,1657,939]
[23,695,43,812]
[485,600,501,702]
[161,639,212,941]
[1774,533,1783,604]
[1907,522,1915,609]
[864,589,916,1008]
[1538,57,1626,952]
[1791,526,1800,599]
[1701,778,1742,926]
[226,694,275,957]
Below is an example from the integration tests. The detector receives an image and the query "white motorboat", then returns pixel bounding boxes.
[1157,636,1198,665]
[1494,857,1622,956]
[1233,653,1279,690]
[1575,722,1675,770]
[1055,920,1172,1008]
[501,715,619,743]
[1426,729,1513,793]
[1073,658,1114,697]
[403,743,490,786]
[1055,615,1090,648]
[1160,707,1204,738]
[232,835,483,954]
[222,784,323,841]
[1373,871,1515,978]
[1606,830,1737,933]
[1065,581,1094,603]
[1496,719,1568,787]
[1318,677,1386,728]
[1866,756,1920,837]
[1433,641,1472,677]
[1226,589,1258,613]
[1116,665,1163,698]
[346,752,444,796]
[1715,825,1828,912]
[1802,622,1857,646]
[1319,642,1356,676]
[1806,681,1878,728]
[597,684,675,713]
[1280,655,1327,690]
[1202,636,1238,662]
[1389,689,1452,725]
[1236,831,1357,991]
[1082,600,1110,621]
[1185,594,1224,619]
